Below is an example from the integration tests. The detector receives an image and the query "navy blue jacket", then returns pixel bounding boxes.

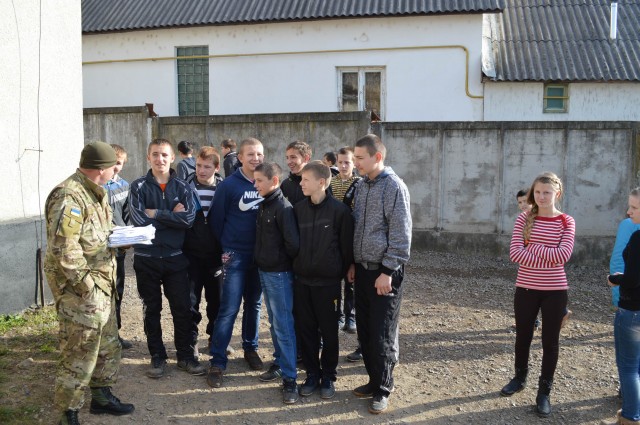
[210,168,263,254]
[129,169,196,258]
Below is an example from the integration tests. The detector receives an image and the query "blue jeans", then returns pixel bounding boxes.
[615,308,640,422]
[209,251,262,369]
[259,270,297,380]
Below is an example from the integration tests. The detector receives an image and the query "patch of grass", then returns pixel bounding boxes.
[38,343,55,353]
[0,404,41,424]
[0,315,27,334]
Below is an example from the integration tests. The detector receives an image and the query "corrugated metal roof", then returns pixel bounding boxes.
[82,0,504,33]
[487,0,640,81]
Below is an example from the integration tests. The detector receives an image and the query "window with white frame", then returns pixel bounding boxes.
[337,67,385,119]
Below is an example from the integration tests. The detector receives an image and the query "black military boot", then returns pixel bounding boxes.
[89,386,135,415]
[59,409,80,425]
[535,377,553,418]
[500,367,528,396]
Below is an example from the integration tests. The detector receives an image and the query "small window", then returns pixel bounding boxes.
[338,67,385,119]
[543,84,568,113]
[177,46,209,116]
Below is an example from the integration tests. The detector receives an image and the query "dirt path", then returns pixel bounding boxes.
[5,251,621,424]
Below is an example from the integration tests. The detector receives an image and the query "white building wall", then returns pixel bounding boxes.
[484,82,640,121]
[82,15,484,121]
[1,0,84,220]
[1,0,84,313]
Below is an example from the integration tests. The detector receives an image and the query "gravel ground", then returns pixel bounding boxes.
[8,250,622,424]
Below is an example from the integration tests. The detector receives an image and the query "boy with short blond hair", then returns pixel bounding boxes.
[253,162,300,404]
[104,144,132,349]
[293,161,354,400]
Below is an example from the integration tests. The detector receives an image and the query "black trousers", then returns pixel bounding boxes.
[355,264,403,397]
[294,282,340,380]
[337,277,355,321]
[186,253,222,344]
[134,254,194,361]
[115,254,126,330]
[514,287,567,380]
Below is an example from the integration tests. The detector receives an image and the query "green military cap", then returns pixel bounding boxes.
[80,141,117,169]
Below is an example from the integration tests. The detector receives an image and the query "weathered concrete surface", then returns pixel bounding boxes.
[0,218,52,315]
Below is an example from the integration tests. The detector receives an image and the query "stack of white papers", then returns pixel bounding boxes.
[108,225,155,248]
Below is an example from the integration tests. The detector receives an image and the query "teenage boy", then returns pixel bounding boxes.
[220,138,240,178]
[176,140,196,181]
[323,151,340,176]
[281,140,312,206]
[207,138,265,388]
[348,134,411,415]
[129,139,206,379]
[104,144,133,349]
[329,147,361,334]
[294,161,354,400]
[253,162,300,404]
[183,147,224,358]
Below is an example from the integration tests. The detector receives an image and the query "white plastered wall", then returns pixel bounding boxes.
[82,15,484,121]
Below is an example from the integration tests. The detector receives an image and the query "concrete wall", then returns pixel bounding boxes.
[83,106,152,183]
[82,15,484,121]
[1,0,84,314]
[484,82,640,121]
[374,121,639,262]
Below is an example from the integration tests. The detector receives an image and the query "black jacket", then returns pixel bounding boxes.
[293,194,354,286]
[183,174,223,264]
[223,151,241,178]
[281,173,305,206]
[129,169,196,258]
[609,230,640,311]
[254,189,299,272]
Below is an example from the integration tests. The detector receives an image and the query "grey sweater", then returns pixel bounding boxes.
[353,167,411,274]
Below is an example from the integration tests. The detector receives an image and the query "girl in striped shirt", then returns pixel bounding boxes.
[500,172,575,418]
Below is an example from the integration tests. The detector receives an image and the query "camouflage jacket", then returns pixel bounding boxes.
[44,170,116,299]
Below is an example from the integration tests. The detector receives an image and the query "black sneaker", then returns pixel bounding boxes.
[346,347,363,362]
[369,394,389,414]
[259,364,283,382]
[244,350,264,371]
[338,317,346,329]
[343,318,357,334]
[146,355,166,379]
[282,379,299,404]
[119,336,133,350]
[353,382,375,398]
[207,365,224,388]
[177,358,206,376]
[299,375,320,396]
[320,378,335,399]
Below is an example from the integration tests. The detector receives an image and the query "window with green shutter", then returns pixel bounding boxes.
[177,46,209,116]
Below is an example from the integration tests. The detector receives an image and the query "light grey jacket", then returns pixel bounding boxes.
[353,167,411,273]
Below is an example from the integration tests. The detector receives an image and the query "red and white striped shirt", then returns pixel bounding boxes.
[509,212,575,290]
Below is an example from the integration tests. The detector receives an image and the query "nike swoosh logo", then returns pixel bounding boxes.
[238,198,263,211]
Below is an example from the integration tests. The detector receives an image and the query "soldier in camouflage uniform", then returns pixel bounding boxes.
[44,141,135,425]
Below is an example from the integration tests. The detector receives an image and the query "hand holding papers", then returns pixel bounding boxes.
[108,225,155,248]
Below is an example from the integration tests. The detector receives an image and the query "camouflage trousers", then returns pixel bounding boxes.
[54,285,121,412]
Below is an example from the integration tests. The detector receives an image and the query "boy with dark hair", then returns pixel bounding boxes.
[253,162,300,404]
[104,144,133,349]
[281,140,312,206]
[348,134,411,414]
[183,146,224,358]
[323,151,339,176]
[207,138,265,388]
[176,140,196,181]
[294,161,354,400]
[129,139,206,379]
[220,138,241,178]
